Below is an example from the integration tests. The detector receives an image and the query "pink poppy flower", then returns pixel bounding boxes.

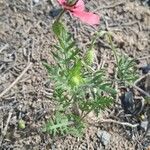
[57,0,100,26]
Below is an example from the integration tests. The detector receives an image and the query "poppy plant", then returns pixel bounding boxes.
[57,0,100,26]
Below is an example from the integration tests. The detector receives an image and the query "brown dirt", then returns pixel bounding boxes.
[0,0,150,149]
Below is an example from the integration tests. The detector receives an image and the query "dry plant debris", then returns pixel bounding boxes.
[0,0,150,149]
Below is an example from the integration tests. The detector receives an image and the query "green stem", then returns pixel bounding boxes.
[55,9,65,23]
[107,34,119,66]
[89,30,108,51]
[68,0,78,6]
[80,108,93,121]
[81,61,95,72]
[69,93,76,102]
[88,32,100,51]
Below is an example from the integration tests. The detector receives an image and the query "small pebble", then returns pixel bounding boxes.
[135,13,142,20]
[33,0,39,4]
[142,0,150,6]
[49,8,62,18]
[140,121,148,131]
[120,90,134,114]
[140,64,150,74]
[97,130,111,146]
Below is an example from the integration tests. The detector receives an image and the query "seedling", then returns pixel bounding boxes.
[107,33,139,86]
[43,21,115,136]
[42,0,139,137]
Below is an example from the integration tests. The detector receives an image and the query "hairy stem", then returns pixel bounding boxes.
[55,9,65,23]
[107,34,119,66]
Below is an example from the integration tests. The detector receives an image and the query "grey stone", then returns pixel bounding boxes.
[33,0,39,4]
[97,130,111,146]
[141,121,148,131]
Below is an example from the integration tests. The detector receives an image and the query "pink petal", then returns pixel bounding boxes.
[72,11,100,26]
[57,0,66,5]
[72,0,85,11]
[58,0,85,12]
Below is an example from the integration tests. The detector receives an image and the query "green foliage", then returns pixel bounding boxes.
[84,31,107,66]
[145,96,150,105]
[117,55,138,85]
[79,96,113,116]
[84,49,94,65]
[42,112,69,136]
[52,21,66,38]
[105,32,138,86]
[43,112,85,137]
[43,20,139,138]
[43,22,115,137]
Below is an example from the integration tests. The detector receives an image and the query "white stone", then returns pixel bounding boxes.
[33,0,39,3]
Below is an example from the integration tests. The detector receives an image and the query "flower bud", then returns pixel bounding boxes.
[84,49,94,65]
[71,75,81,86]
[69,74,84,87]
[18,119,25,129]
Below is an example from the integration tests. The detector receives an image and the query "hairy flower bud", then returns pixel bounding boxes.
[84,49,94,65]
[70,75,81,87]
[18,119,25,129]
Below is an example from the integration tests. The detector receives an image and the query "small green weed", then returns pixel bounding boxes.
[42,1,139,137]
[107,33,139,86]
[43,22,115,137]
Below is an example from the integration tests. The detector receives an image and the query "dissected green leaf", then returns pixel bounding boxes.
[52,21,66,38]
[65,41,76,52]
[117,55,138,84]
[43,112,85,137]
[43,28,118,137]
[84,49,95,65]
[42,112,69,136]
[79,96,113,115]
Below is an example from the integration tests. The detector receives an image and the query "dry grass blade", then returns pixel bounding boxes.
[0,62,32,99]
[0,109,13,145]
[99,118,139,128]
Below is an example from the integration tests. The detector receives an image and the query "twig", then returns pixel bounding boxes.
[133,85,150,97]
[94,1,125,12]
[30,0,33,14]
[2,109,13,136]
[0,62,32,98]
[99,119,139,128]
[134,73,149,85]
[132,97,145,116]
[0,109,13,145]
[136,55,150,60]
[41,90,53,96]
[0,44,9,53]
[133,73,150,97]
[48,0,56,7]
[98,52,107,70]
[144,108,150,137]
[121,21,139,27]
[98,39,112,49]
